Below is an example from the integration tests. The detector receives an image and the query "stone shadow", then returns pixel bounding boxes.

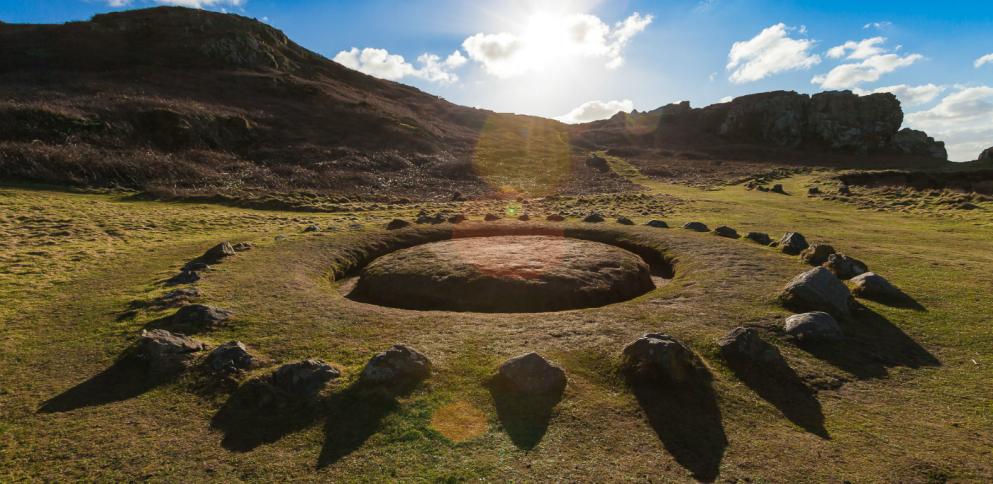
[317,386,397,468]
[210,378,323,452]
[723,352,827,438]
[487,379,564,450]
[627,367,727,483]
[798,306,940,380]
[38,354,176,413]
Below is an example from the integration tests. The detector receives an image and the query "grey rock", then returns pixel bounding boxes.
[745,232,772,245]
[616,216,634,225]
[713,226,739,238]
[416,213,445,224]
[166,270,201,285]
[271,359,339,397]
[495,352,567,395]
[800,244,836,266]
[202,242,236,262]
[780,267,852,319]
[621,333,699,383]
[850,272,905,301]
[205,341,257,374]
[133,329,205,375]
[583,212,605,223]
[359,345,432,387]
[232,242,253,252]
[784,312,843,342]
[172,304,232,330]
[683,221,709,232]
[646,220,668,228]
[893,128,948,160]
[386,218,411,230]
[823,253,868,280]
[779,232,809,255]
[718,327,783,364]
[979,146,993,162]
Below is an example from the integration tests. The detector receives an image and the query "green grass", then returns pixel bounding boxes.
[1,173,992,482]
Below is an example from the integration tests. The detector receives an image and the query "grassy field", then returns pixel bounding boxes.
[1,170,991,482]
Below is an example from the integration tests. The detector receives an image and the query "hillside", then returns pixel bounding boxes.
[0,7,953,200]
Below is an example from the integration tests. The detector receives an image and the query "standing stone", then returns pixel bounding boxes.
[621,333,699,383]
[779,232,809,255]
[494,353,567,395]
[201,242,236,262]
[745,232,772,245]
[800,244,836,266]
[823,253,868,280]
[132,329,205,375]
[271,359,339,397]
[717,327,783,365]
[583,212,605,223]
[205,341,257,374]
[850,272,906,301]
[616,216,634,225]
[172,304,232,330]
[386,219,411,230]
[646,220,668,228]
[683,222,710,232]
[714,226,739,238]
[359,345,432,387]
[784,312,843,342]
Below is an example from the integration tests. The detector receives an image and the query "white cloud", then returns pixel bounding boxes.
[854,84,945,106]
[863,21,893,30]
[813,53,922,89]
[726,23,821,84]
[333,47,465,84]
[556,99,634,124]
[461,12,652,78]
[975,53,993,68]
[826,37,887,60]
[905,86,993,161]
[719,96,735,103]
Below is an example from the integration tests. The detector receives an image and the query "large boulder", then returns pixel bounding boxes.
[713,226,739,238]
[745,232,772,245]
[850,272,906,302]
[494,353,567,395]
[131,329,205,375]
[646,220,668,228]
[201,242,236,263]
[893,128,948,160]
[823,253,868,280]
[799,244,836,266]
[784,312,843,342]
[779,267,853,319]
[271,359,339,397]
[683,221,709,232]
[359,345,432,389]
[779,232,809,255]
[717,327,783,365]
[979,147,993,162]
[621,333,699,384]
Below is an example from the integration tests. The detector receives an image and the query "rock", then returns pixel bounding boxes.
[780,267,852,319]
[166,270,201,285]
[713,226,739,238]
[850,272,905,301]
[201,242,236,262]
[303,224,320,232]
[494,353,567,395]
[717,327,783,365]
[132,329,205,375]
[416,213,445,224]
[232,242,253,252]
[745,232,772,245]
[448,214,466,224]
[718,91,808,148]
[483,213,500,221]
[893,128,948,160]
[683,221,709,232]
[621,333,699,383]
[583,212,604,223]
[386,218,410,230]
[546,214,565,222]
[271,359,339,397]
[616,216,634,225]
[784,312,843,342]
[771,184,785,194]
[808,186,821,195]
[517,213,530,221]
[799,244,836,266]
[823,253,868,280]
[806,91,902,154]
[205,341,257,374]
[172,304,232,330]
[585,153,610,172]
[778,232,809,255]
[359,345,431,388]
[350,236,654,312]
[182,261,210,271]
[979,147,993,162]
[646,220,668,228]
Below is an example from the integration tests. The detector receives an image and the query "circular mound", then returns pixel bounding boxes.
[348,235,655,312]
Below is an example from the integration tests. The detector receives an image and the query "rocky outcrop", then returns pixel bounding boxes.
[893,128,948,159]
[979,147,993,162]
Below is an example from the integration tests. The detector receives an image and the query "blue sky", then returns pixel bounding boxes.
[2,0,992,160]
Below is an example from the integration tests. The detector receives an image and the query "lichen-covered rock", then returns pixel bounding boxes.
[850,272,906,302]
[271,359,339,397]
[205,341,257,374]
[779,232,809,255]
[784,312,843,342]
[780,267,852,319]
[893,128,948,159]
[621,333,699,383]
[806,91,902,154]
[823,253,868,280]
[172,304,232,330]
[359,345,432,388]
[718,91,807,148]
[494,353,567,395]
[800,244,836,266]
[131,329,205,375]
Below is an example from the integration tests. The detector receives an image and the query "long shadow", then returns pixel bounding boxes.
[210,378,323,452]
[628,367,727,483]
[723,354,827,438]
[858,290,927,312]
[487,379,564,450]
[38,355,175,413]
[800,306,940,380]
[317,386,397,468]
